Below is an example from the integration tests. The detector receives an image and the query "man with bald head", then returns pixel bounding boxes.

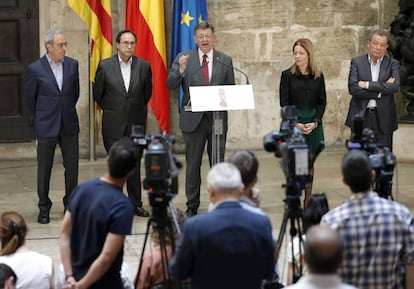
[169,162,275,289]
[285,225,357,289]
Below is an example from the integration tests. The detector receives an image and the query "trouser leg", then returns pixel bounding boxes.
[59,133,79,209]
[37,137,57,211]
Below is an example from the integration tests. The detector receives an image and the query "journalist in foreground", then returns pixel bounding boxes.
[321,150,414,289]
[284,224,358,289]
[169,162,275,289]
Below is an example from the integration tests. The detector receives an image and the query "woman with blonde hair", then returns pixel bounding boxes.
[279,38,327,206]
[0,211,54,289]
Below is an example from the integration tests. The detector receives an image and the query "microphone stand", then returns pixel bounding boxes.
[211,57,249,165]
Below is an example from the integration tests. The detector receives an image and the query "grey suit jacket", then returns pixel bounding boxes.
[345,54,400,134]
[167,49,235,133]
[93,55,152,140]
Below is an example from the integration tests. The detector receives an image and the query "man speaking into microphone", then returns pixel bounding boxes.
[167,21,235,217]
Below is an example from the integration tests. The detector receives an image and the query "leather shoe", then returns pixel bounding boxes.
[134,206,150,217]
[37,210,50,224]
[186,208,198,217]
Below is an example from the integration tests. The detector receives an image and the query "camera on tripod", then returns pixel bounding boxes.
[263,105,311,198]
[346,114,396,199]
[130,125,182,209]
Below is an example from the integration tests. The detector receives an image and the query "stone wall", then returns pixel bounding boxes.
[38,0,400,157]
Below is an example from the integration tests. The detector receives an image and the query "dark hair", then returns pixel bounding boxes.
[116,29,137,43]
[0,263,17,288]
[108,137,140,179]
[0,211,27,256]
[303,193,329,232]
[194,21,215,34]
[305,225,344,274]
[342,150,372,193]
[228,150,258,188]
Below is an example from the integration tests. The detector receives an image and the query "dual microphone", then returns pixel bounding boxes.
[184,56,250,111]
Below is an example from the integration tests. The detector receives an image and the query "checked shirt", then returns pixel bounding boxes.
[321,191,414,289]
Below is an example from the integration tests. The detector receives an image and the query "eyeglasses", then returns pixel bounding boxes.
[195,34,213,40]
[120,41,136,47]
[52,42,69,48]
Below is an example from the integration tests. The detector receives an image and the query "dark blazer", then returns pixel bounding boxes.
[25,55,80,137]
[93,55,152,140]
[169,201,275,289]
[166,48,235,133]
[279,69,326,123]
[345,54,400,133]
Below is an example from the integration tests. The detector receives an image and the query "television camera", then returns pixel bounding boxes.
[131,125,183,289]
[346,114,396,199]
[131,125,182,207]
[263,105,313,285]
[263,105,311,198]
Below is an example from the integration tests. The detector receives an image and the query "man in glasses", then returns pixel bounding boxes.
[25,29,80,224]
[94,29,152,217]
[167,22,235,217]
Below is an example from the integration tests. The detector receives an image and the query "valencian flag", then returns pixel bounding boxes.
[171,0,208,110]
[126,0,170,133]
[66,0,112,81]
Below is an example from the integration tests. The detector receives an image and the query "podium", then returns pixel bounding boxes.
[188,84,255,165]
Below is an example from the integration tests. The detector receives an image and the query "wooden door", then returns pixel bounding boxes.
[0,0,39,142]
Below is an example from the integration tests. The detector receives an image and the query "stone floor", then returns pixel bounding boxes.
[0,146,413,285]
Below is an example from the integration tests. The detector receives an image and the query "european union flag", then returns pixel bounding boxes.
[171,0,208,110]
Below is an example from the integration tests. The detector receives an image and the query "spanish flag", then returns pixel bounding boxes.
[126,0,170,133]
[66,0,112,82]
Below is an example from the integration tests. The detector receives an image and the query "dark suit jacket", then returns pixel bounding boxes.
[25,55,80,137]
[345,54,400,134]
[93,55,152,140]
[169,201,275,289]
[166,49,235,133]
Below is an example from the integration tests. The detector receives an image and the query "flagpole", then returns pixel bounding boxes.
[88,35,96,161]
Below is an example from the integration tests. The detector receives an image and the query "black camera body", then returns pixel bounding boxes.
[263,106,311,199]
[346,114,396,198]
[131,125,181,209]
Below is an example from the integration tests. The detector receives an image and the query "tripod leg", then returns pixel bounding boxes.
[134,218,154,289]
[275,209,289,262]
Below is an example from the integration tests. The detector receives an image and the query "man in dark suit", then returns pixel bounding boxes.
[93,29,152,217]
[169,162,275,289]
[345,29,400,151]
[167,22,235,216]
[25,29,80,224]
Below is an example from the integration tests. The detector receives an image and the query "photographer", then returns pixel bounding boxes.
[321,150,414,289]
[279,38,326,206]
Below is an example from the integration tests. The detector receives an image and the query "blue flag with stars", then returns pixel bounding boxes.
[171,0,208,111]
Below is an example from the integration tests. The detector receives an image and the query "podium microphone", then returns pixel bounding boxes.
[184,60,210,111]
[215,56,250,84]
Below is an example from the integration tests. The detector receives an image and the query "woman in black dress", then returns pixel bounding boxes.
[279,38,327,206]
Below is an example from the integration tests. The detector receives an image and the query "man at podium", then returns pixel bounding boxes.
[167,21,235,217]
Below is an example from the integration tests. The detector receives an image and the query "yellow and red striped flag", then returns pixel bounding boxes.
[126,0,170,133]
[67,0,112,81]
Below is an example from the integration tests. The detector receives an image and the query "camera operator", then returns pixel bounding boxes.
[321,150,414,289]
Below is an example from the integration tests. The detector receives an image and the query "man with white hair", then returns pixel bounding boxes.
[169,162,275,289]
